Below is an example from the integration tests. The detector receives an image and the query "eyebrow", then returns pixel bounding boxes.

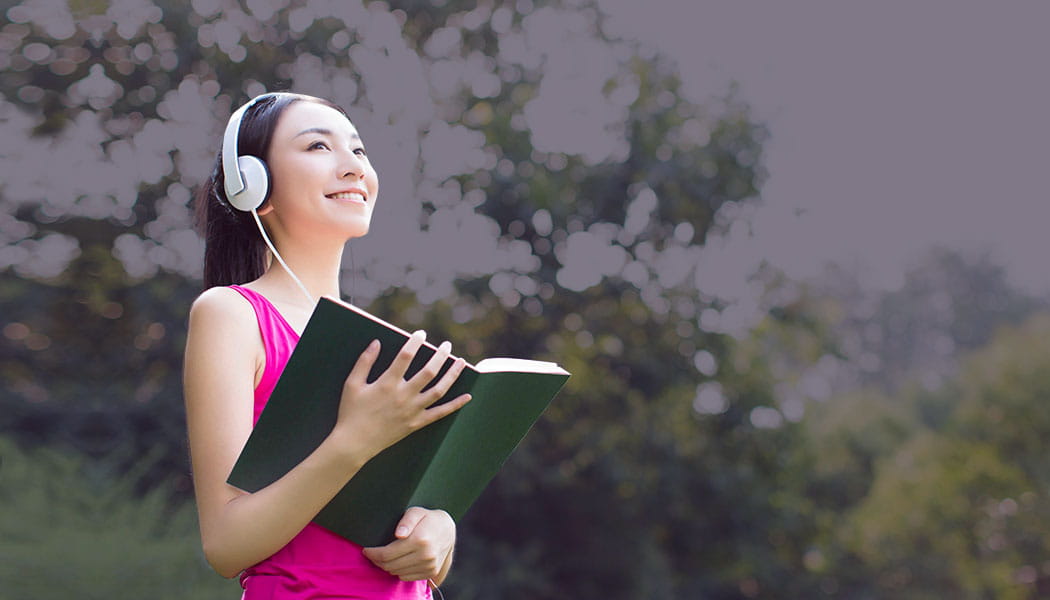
[293,127,361,140]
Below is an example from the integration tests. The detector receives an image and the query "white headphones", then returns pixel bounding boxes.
[219,92,316,304]
[222,92,291,212]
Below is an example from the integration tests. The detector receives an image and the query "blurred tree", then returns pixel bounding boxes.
[0,0,828,597]
[375,4,829,597]
[808,248,1043,399]
[710,246,1048,597]
[798,314,1050,599]
[843,435,1030,599]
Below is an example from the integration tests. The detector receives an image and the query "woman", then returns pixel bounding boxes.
[184,92,471,599]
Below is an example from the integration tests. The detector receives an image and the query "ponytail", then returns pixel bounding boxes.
[194,156,268,289]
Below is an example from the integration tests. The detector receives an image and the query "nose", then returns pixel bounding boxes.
[340,150,366,180]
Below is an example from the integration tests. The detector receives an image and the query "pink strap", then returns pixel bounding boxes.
[228,285,299,424]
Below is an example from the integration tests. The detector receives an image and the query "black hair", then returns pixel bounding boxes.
[193,93,349,289]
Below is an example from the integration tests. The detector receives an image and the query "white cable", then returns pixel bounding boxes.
[251,208,315,305]
[429,579,445,600]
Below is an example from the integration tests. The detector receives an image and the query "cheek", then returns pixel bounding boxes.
[270,158,317,197]
[368,169,380,198]
[267,160,294,194]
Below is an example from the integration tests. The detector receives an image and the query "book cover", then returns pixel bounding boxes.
[227,297,570,546]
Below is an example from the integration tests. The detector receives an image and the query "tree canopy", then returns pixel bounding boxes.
[2,1,1048,598]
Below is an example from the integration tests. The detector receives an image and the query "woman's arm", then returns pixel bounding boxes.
[184,288,366,577]
[184,288,470,578]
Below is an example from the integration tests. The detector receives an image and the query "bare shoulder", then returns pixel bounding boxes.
[191,286,252,319]
[189,287,258,335]
[186,287,264,372]
[184,287,261,414]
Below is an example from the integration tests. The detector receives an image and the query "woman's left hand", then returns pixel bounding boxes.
[362,507,455,582]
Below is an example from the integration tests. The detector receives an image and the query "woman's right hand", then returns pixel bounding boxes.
[329,331,471,460]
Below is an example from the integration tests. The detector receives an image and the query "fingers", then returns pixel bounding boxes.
[345,339,381,386]
[362,537,444,581]
[342,330,470,447]
[421,393,472,426]
[395,506,429,539]
[366,554,434,581]
[362,538,427,579]
[386,330,428,382]
[422,356,468,403]
[362,540,413,565]
[407,339,454,393]
[362,508,455,581]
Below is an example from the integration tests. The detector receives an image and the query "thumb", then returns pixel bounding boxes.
[395,506,428,539]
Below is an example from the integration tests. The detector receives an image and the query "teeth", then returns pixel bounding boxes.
[328,192,366,201]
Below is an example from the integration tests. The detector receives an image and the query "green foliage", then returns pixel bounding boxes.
[953,315,1050,471]
[13,0,1046,598]
[0,439,239,599]
[0,0,800,594]
[844,436,1028,598]
[795,312,1050,599]
[804,389,921,509]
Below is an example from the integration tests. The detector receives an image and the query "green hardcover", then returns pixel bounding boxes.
[227,297,570,547]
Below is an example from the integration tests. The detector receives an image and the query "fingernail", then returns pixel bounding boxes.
[369,339,380,351]
[440,341,451,352]
[396,526,409,537]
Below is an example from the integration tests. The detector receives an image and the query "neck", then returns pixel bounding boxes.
[258,236,347,309]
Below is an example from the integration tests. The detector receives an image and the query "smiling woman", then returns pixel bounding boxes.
[184,92,470,599]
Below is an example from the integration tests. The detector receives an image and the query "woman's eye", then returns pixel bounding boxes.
[353,147,367,156]
[308,141,330,151]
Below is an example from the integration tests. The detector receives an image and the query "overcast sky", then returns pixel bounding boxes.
[603,1,1049,294]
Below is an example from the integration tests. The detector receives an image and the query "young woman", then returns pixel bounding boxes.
[184,92,471,599]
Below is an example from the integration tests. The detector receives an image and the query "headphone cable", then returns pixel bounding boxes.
[251,208,315,305]
[429,579,445,600]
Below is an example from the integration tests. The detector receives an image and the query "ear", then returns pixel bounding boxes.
[256,201,275,216]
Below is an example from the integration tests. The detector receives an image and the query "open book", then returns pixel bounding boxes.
[227,296,570,547]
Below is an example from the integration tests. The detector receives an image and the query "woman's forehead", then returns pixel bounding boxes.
[276,100,359,140]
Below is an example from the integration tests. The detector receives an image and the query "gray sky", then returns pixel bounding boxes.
[604,1,1050,294]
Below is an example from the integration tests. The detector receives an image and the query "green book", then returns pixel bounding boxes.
[227,296,570,547]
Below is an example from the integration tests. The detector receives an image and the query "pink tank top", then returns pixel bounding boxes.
[230,286,431,600]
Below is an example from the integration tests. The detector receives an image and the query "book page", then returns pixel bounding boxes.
[475,357,569,375]
[325,296,567,375]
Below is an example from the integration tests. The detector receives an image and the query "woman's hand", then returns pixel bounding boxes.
[362,507,456,582]
[329,331,471,461]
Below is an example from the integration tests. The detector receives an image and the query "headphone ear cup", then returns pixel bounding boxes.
[227,155,271,212]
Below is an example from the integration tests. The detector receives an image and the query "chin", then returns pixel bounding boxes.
[346,221,370,238]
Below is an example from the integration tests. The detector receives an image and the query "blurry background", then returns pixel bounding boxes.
[1,0,1048,598]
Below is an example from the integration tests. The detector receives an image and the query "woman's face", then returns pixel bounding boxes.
[263,99,379,241]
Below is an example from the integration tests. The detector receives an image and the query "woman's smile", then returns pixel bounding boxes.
[326,189,368,204]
